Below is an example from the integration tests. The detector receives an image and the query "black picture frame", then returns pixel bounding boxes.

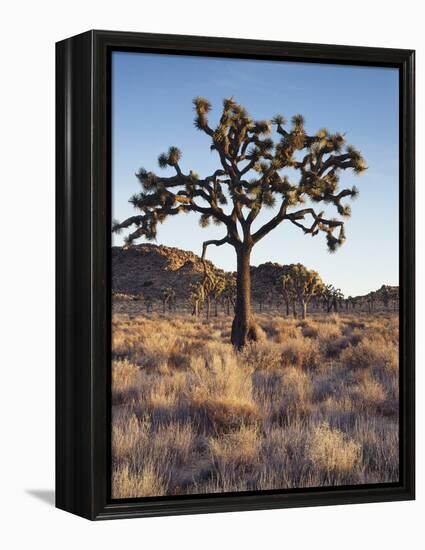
[56,29,415,520]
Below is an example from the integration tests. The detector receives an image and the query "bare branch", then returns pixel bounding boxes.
[201,236,230,260]
[252,199,287,243]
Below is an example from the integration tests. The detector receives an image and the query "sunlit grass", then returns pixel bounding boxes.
[111,310,399,498]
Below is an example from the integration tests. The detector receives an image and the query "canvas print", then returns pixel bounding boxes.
[110,52,399,499]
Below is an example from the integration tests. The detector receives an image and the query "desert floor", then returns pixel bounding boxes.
[111,308,399,498]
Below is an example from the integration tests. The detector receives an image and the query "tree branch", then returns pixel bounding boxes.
[201,236,231,260]
[252,199,287,243]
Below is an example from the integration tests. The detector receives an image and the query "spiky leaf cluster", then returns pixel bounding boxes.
[322,284,344,301]
[113,97,367,255]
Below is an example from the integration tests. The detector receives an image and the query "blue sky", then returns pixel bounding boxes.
[112,51,399,297]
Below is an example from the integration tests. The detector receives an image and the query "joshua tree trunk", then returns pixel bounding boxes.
[301,301,307,319]
[231,246,260,349]
[285,300,289,316]
[292,301,297,318]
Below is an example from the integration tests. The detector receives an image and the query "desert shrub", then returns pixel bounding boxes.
[274,323,301,343]
[323,334,362,358]
[112,413,148,465]
[353,416,399,481]
[252,369,283,409]
[272,367,313,421]
[327,313,341,325]
[112,463,166,498]
[317,322,344,356]
[280,337,320,370]
[351,373,387,410]
[311,367,351,403]
[187,345,260,430]
[302,324,319,338]
[240,341,282,371]
[209,424,261,472]
[341,336,398,371]
[318,322,341,339]
[146,371,187,414]
[111,359,140,405]
[306,421,361,474]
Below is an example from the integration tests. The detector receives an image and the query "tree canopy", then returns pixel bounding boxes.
[112,96,367,256]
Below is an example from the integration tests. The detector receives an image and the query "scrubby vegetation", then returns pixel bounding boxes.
[111,309,399,498]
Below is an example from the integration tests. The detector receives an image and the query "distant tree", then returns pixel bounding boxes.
[391,288,399,311]
[211,274,226,316]
[276,268,296,316]
[145,295,153,313]
[381,285,389,309]
[253,287,269,312]
[222,275,237,315]
[333,288,344,313]
[113,97,366,348]
[201,268,226,319]
[190,283,205,317]
[322,285,331,312]
[161,287,176,313]
[367,291,376,314]
[322,284,343,313]
[393,293,399,312]
[279,264,324,319]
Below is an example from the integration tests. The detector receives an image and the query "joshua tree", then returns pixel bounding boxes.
[322,284,343,313]
[332,288,344,313]
[253,287,269,312]
[113,97,366,348]
[200,268,225,319]
[211,274,226,317]
[190,282,205,317]
[161,287,176,313]
[322,284,332,312]
[222,274,237,315]
[276,269,296,317]
[367,291,376,313]
[392,289,399,312]
[144,295,153,313]
[279,264,324,319]
[381,285,390,310]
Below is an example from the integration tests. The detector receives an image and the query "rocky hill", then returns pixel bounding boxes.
[112,244,223,300]
[112,244,398,309]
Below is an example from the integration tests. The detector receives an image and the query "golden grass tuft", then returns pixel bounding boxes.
[341,335,398,371]
[280,338,320,370]
[307,421,361,474]
[209,424,261,470]
[112,463,166,498]
[187,347,260,429]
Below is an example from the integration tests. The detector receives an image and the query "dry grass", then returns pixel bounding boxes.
[111,310,399,498]
[306,422,361,475]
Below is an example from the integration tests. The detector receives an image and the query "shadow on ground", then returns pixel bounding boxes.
[26,489,55,507]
